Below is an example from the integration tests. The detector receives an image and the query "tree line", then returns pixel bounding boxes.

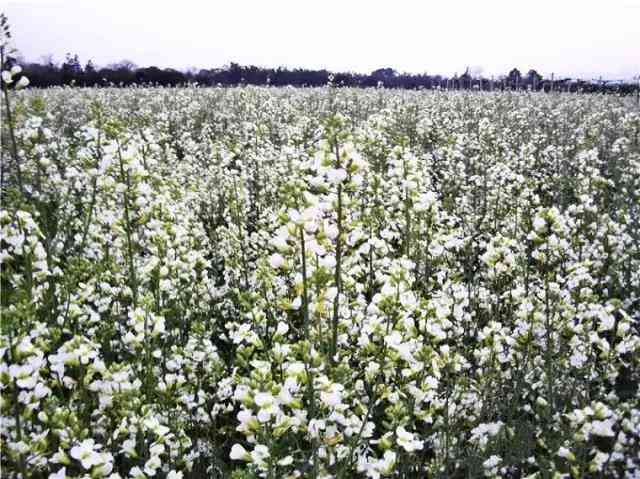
[8,53,640,94]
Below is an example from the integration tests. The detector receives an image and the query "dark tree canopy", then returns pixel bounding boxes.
[13,55,639,95]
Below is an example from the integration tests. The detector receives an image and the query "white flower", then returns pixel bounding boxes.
[308,419,325,438]
[250,444,271,466]
[129,466,145,478]
[16,76,29,89]
[289,209,302,224]
[483,454,501,470]
[275,321,289,336]
[384,331,402,348]
[286,362,306,378]
[144,455,161,476]
[230,444,250,461]
[70,439,103,470]
[50,449,69,465]
[598,313,615,332]
[470,422,503,447]
[557,447,575,461]
[291,296,302,310]
[269,253,285,269]
[590,419,615,437]
[49,467,66,479]
[237,409,259,433]
[320,254,336,268]
[304,219,318,233]
[149,443,165,456]
[143,416,170,437]
[428,243,444,256]
[278,455,294,466]
[94,457,114,477]
[379,450,397,474]
[254,391,278,422]
[271,232,289,251]
[34,382,51,398]
[10,65,22,75]
[396,426,423,452]
[120,439,137,458]
[320,383,343,408]
[327,168,347,184]
[167,472,183,479]
[416,191,437,211]
[11,364,38,389]
[254,391,274,407]
[306,238,326,256]
[2,70,12,84]
[569,351,587,368]
[532,216,546,232]
[324,224,339,240]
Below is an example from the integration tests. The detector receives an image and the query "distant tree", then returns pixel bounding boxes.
[133,66,185,86]
[526,69,543,90]
[507,68,522,89]
[194,69,214,86]
[13,50,634,94]
[459,67,472,89]
[39,54,56,67]
[84,59,95,72]
[83,60,98,86]
[371,68,396,78]
[23,54,61,86]
[452,73,459,90]
[184,66,199,83]
[469,66,484,79]
[61,53,82,84]
[108,59,137,71]
[371,68,397,86]
[98,60,137,85]
[228,62,242,84]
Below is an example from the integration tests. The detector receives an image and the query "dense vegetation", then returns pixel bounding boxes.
[2,66,640,478]
[6,52,638,95]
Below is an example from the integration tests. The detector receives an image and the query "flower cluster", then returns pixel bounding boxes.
[1,86,639,478]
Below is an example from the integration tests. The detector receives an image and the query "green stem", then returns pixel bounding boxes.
[116,141,138,308]
[1,47,25,196]
[331,141,343,364]
[299,227,318,478]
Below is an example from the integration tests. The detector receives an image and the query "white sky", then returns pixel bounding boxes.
[3,0,639,80]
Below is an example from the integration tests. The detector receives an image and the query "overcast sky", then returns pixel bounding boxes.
[3,0,639,80]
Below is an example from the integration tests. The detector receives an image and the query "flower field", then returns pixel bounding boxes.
[1,84,639,478]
